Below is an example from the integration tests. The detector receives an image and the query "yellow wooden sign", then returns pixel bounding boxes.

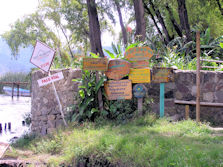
[129,68,151,83]
[125,47,153,62]
[152,67,174,83]
[83,58,108,71]
[104,80,132,100]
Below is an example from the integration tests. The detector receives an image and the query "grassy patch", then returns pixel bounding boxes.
[10,114,223,167]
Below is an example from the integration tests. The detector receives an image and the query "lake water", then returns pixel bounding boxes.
[0,95,31,143]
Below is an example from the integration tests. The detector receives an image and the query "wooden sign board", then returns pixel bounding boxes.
[125,47,153,62]
[105,59,131,80]
[132,60,149,69]
[133,84,147,98]
[152,67,174,83]
[104,80,132,100]
[129,68,151,83]
[37,72,64,87]
[30,40,55,72]
[83,58,108,71]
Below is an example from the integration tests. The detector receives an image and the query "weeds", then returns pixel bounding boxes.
[10,115,223,167]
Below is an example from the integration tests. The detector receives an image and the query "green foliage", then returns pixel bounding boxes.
[11,117,223,167]
[23,113,32,126]
[11,133,37,148]
[104,99,137,123]
[104,42,123,59]
[71,70,106,122]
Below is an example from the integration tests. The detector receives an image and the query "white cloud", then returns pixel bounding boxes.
[0,0,38,34]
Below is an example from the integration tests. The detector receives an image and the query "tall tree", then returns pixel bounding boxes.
[148,0,172,43]
[87,0,104,57]
[177,0,192,42]
[133,0,146,41]
[165,3,183,37]
[87,0,104,112]
[114,0,128,46]
[143,1,167,44]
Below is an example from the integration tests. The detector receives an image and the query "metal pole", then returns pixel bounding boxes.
[196,31,201,123]
[138,98,143,115]
[160,83,165,118]
[49,72,67,126]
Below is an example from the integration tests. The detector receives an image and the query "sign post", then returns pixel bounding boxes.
[31,41,67,126]
[133,84,147,115]
[152,67,174,118]
[160,83,165,118]
[196,32,201,123]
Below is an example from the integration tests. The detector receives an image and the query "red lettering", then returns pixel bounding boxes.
[40,62,50,68]
[51,75,59,80]
[41,78,51,83]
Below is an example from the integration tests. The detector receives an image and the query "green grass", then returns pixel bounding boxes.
[11,115,223,167]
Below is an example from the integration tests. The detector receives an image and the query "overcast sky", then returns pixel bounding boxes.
[0,0,121,46]
[0,0,38,34]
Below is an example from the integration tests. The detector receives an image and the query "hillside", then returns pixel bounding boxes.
[0,38,34,76]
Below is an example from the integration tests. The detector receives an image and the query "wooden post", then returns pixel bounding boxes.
[0,123,2,132]
[196,31,201,123]
[138,98,143,115]
[17,84,20,98]
[185,105,189,120]
[8,122,11,131]
[12,83,14,99]
[96,72,104,111]
[160,83,165,118]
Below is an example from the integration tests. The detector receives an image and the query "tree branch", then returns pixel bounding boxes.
[148,0,172,43]
[216,0,223,15]
[143,1,167,45]
[165,3,183,37]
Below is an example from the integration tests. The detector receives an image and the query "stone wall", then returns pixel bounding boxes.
[31,69,223,134]
[31,68,81,135]
[149,70,223,125]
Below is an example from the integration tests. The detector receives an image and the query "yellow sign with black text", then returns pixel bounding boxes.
[129,68,151,83]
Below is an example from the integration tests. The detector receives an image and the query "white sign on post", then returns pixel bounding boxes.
[37,72,64,87]
[30,40,55,72]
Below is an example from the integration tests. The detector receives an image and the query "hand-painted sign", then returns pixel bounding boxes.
[132,60,149,69]
[83,58,108,71]
[129,68,151,83]
[125,47,153,62]
[152,67,174,83]
[105,59,131,80]
[30,41,55,72]
[37,72,64,87]
[104,80,132,100]
[133,84,147,98]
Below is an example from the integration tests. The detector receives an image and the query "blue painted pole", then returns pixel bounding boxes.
[160,83,165,118]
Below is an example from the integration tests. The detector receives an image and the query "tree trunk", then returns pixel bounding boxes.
[143,2,167,45]
[165,4,183,37]
[177,0,192,42]
[216,0,223,15]
[133,0,146,41]
[87,0,104,112]
[114,0,128,46]
[149,0,172,43]
[87,0,104,57]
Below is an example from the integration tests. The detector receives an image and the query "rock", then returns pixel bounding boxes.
[203,92,214,102]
